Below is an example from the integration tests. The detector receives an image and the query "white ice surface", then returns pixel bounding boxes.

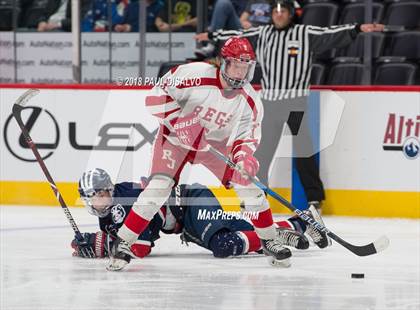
[1,206,419,310]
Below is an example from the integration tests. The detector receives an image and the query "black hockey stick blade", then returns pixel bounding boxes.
[329,233,390,256]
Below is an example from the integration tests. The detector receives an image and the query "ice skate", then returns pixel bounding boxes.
[276,228,309,250]
[106,237,133,271]
[304,205,332,249]
[261,238,292,267]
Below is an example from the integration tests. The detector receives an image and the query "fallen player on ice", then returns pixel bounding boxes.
[72,169,331,260]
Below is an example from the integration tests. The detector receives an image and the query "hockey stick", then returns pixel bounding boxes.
[161,119,389,257]
[12,89,95,258]
[207,146,390,257]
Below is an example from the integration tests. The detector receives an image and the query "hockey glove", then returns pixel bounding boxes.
[231,153,259,186]
[71,232,106,258]
[130,243,152,258]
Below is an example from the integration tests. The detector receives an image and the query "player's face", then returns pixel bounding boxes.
[225,58,250,80]
[90,190,112,214]
[272,6,292,29]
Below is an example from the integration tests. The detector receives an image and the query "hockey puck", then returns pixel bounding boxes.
[351,273,364,279]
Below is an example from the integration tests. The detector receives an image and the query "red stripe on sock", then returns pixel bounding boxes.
[241,231,262,253]
[275,220,293,230]
[251,208,274,228]
[123,210,150,235]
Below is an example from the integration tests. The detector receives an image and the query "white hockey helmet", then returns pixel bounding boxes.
[78,168,114,217]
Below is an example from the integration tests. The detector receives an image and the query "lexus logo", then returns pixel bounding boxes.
[3,106,60,162]
[3,106,158,162]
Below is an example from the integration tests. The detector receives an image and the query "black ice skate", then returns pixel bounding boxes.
[304,205,332,249]
[106,237,133,271]
[261,239,292,267]
[276,228,310,250]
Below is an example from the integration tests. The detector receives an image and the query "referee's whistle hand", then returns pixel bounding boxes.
[195,32,209,42]
[360,23,385,33]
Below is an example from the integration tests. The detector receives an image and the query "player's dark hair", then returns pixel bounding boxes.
[271,0,295,17]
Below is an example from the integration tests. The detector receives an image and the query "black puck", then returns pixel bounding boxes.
[351,273,364,279]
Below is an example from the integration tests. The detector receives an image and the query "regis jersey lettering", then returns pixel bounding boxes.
[145,62,263,158]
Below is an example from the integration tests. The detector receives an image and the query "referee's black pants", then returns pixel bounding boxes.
[254,96,325,202]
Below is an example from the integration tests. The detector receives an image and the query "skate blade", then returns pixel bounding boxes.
[267,256,291,268]
[106,257,129,271]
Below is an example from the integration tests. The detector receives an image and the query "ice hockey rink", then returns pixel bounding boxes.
[1,206,419,310]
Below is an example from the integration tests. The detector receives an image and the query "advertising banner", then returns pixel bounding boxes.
[0,32,195,83]
[1,87,419,217]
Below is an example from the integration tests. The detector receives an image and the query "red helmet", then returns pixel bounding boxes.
[220,37,256,88]
[221,37,256,61]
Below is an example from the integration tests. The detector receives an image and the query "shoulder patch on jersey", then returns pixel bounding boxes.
[111,204,126,224]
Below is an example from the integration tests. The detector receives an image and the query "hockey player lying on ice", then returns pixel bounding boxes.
[105,36,330,270]
[72,169,330,261]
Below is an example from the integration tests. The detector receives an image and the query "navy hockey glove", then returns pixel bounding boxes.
[71,232,107,258]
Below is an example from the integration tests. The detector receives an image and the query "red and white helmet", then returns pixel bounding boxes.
[220,37,256,88]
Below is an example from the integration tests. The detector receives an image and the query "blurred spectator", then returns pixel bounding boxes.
[240,0,301,29]
[82,0,122,32]
[19,0,60,30]
[37,0,92,31]
[0,0,19,30]
[196,0,301,57]
[113,0,164,32]
[208,0,247,31]
[195,0,246,59]
[155,0,197,32]
[240,0,272,29]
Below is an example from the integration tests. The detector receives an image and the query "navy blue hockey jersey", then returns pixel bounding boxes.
[99,182,214,249]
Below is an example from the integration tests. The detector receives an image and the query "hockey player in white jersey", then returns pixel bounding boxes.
[108,37,292,271]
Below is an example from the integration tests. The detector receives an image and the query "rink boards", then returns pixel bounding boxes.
[0,85,419,218]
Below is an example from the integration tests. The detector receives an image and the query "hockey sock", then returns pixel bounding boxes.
[237,230,262,253]
[250,208,276,240]
[118,212,151,244]
[118,176,174,244]
[275,220,294,230]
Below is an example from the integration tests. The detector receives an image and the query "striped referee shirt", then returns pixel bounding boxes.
[211,23,360,101]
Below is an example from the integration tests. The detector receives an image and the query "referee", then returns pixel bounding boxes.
[196,0,384,212]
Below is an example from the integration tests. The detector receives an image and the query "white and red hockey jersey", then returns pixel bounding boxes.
[145,62,263,158]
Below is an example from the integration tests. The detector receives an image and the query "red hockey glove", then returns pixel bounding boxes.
[170,113,208,150]
[231,153,259,186]
[130,243,152,258]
